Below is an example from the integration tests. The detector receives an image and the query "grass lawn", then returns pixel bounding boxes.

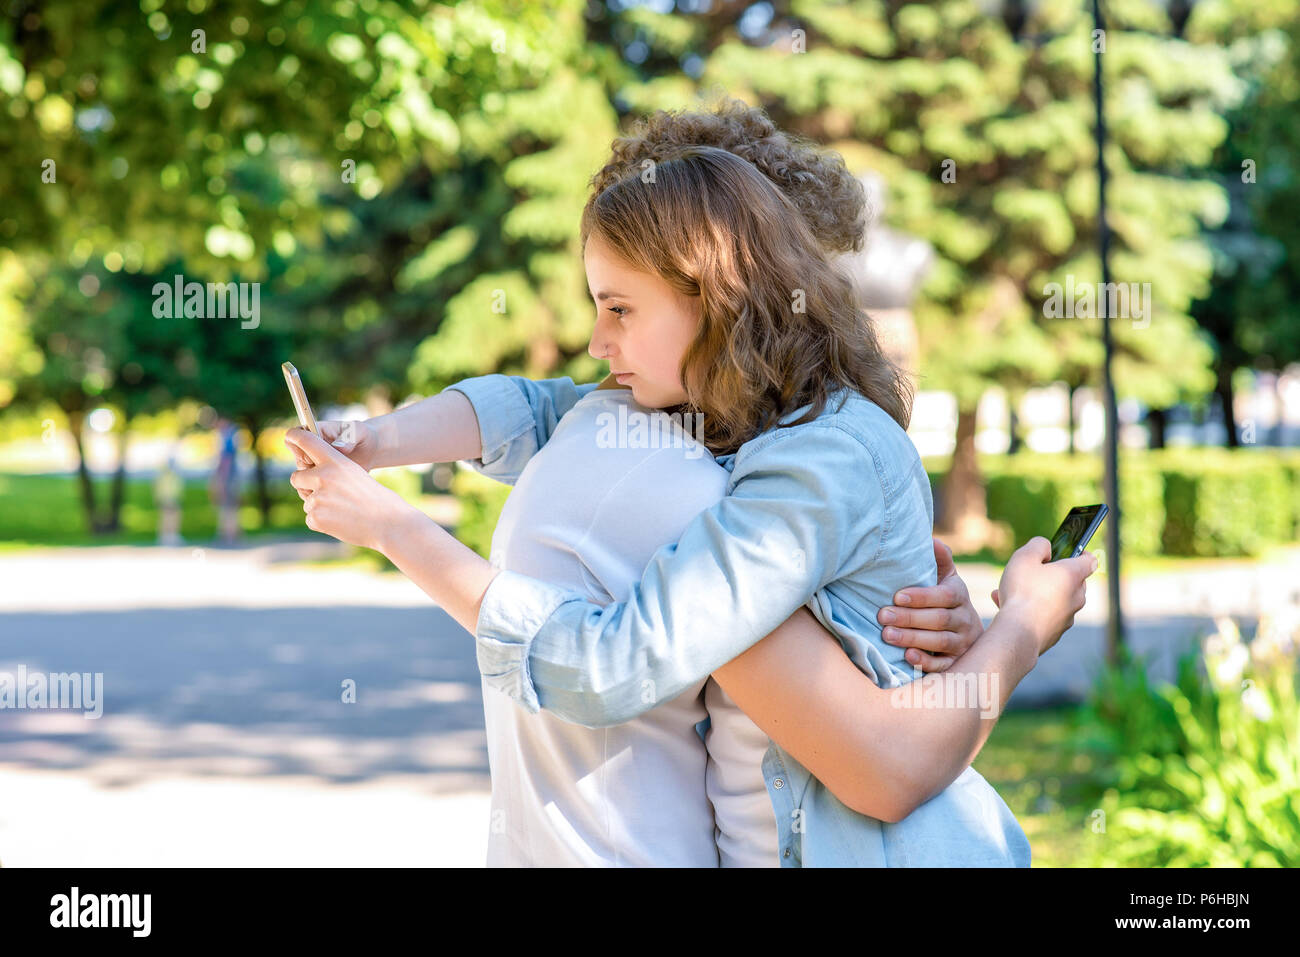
[0,471,308,548]
[973,705,1106,867]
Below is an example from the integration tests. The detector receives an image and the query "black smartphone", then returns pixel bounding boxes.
[1049,504,1108,561]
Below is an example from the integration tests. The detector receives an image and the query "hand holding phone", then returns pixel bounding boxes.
[990,503,1106,611]
[1048,504,1108,561]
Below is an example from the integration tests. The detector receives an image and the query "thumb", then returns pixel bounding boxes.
[284,427,342,467]
[320,421,356,451]
[932,536,956,580]
[1061,551,1100,582]
[1021,536,1051,563]
[991,588,1001,608]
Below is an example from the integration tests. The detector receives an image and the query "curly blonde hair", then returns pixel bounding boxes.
[581,98,912,455]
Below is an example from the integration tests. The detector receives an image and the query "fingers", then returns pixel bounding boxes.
[879,605,956,633]
[882,626,962,656]
[893,575,968,610]
[319,420,358,452]
[906,650,956,674]
[288,468,320,495]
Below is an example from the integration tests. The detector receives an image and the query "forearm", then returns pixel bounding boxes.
[378,508,499,637]
[711,608,1038,822]
[872,614,1039,816]
[367,389,483,469]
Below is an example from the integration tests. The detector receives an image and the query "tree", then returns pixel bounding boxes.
[653,0,1233,545]
[1189,0,1300,446]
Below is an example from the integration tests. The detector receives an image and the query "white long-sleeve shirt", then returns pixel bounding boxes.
[481,385,778,866]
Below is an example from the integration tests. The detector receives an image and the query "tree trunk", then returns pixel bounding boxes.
[1067,385,1077,455]
[66,409,103,534]
[105,417,130,533]
[1147,407,1167,450]
[938,407,996,551]
[1274,374,1287,445]
[1216,361,1239,448]
[244,418,272,527]
[1007,406,1021,455]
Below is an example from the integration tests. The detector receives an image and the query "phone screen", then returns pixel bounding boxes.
[1049,504,1108,561]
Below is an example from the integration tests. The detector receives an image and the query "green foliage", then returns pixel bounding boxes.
[969,453,1160,556]
[694,0,1235,411]
[1157,449,1291,556]
[971,705,1099,868]
[0,472,302,545]
[1189,0,1300,378]
[1073,615,1300,866]
[951,449,1295,559]
[371,465,421,503]
[449,465,513,560]
[1276,450,1300,537]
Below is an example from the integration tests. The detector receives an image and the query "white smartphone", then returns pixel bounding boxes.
[281,361,319,435]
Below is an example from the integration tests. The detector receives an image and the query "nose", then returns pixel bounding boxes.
[588,312,618,362]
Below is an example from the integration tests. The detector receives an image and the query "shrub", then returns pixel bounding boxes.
[1156,449,1290,557]
[931,449,1298,559]
[982,455,1163,557]
[1074,610,1300,867]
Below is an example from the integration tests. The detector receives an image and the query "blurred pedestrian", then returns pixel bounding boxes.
[154,447,184,546]
[209,418,241,545]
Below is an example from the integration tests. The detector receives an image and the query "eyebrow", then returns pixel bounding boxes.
[592,290,629,301]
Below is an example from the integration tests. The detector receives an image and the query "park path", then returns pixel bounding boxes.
[0,538,1292,866]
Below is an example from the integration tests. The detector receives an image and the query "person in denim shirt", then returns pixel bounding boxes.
[286,123,1098,866]
[450,368,1034,866]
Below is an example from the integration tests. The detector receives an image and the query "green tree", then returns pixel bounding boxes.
[1189,0,1300,446]
[618,0,1233,544]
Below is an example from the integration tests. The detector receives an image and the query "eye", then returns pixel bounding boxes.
[607,305,628,317]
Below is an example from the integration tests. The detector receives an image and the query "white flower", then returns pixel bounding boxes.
[1210,642,1249,690]
[1241,683,1274,722]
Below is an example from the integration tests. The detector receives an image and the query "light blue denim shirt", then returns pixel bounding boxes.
[447,373,1030,867]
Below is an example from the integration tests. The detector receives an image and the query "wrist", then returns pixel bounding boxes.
[371,416,399,469]
[376,499,427,556]
[989,599,1043,670]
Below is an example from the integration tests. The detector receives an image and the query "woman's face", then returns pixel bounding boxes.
[584,232,699,409]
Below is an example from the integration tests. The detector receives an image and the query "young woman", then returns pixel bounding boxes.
[285,103,1096,865]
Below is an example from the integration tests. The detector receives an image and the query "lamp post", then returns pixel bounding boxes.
[1092,0,1125,662]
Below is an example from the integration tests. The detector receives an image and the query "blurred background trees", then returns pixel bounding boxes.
[1,0,1297,870]
[1,0,1297,547]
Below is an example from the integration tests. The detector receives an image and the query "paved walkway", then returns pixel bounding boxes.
[1,539,1292,866]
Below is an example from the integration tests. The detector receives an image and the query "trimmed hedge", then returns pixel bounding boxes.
[933,448,1298,559]
[1276,449,1300,538]
[983,455,1163,557]
[1155,449,1290,557]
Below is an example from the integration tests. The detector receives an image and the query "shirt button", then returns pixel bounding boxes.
[783,848,791,858]
[773,778,784,789]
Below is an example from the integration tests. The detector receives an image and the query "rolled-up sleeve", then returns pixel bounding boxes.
[445,374,598,485]
[473,422,885,727]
